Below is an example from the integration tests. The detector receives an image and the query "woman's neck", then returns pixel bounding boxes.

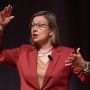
[37,42,53,53]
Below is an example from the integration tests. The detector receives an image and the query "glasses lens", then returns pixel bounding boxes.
[31,23,49,29]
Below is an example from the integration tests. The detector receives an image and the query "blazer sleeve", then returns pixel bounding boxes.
[0,47,20,66]
[71,62,90,83]
[66,47,90,83]
[0,31,19,66]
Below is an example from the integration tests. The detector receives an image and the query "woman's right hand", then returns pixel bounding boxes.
[0,4,14,30]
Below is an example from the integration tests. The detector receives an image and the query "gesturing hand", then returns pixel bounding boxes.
[0,4,14,28]
[65,48,87,69]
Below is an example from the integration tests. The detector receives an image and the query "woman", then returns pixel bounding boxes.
[0,5,90,90]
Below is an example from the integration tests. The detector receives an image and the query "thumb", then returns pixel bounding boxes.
[5,16,14,24]
[76,48,80,54]
[8,16,14,20]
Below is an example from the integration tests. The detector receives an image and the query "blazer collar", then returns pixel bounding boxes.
[29,47,40,89]
[29,46,61,89]
[41,46,61,89]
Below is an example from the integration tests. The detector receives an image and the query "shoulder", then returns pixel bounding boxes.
[54,45,74,53]
[19,44,36,51]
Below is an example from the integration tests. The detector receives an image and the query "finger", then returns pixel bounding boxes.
[2,16,14,26]
[76,48,80,54]
[65,60,70,62]
[8,16,14,20]
[0,11,5,21]
[68,57,75,60]
[65,63,72,66]
[3,5,12,17]
[68,54,77,60]
[4,6,9,17]
[65,60,72,66]
[6,4,13,17]
[65,59,73,64]
[1,6,8,18]
[5,16,14,23]
[1,4,13,18]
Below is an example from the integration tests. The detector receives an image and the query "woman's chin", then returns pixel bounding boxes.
[33,40,43,45]
[32,39,40,43]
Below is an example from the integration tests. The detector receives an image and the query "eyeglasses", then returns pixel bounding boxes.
[31,23,49,30]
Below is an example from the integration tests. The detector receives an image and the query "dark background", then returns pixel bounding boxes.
[0,0,90,90]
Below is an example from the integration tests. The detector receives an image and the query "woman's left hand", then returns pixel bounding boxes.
[65,48,87,70]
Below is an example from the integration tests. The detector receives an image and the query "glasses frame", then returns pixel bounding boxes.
[31,23,49,30]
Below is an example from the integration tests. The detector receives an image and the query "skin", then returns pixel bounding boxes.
[65,48,87,70]
[0,4,88,70]
[0,4,14,28]
[31,16,54,52]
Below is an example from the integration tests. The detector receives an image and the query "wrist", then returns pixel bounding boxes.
[82,61,90,73]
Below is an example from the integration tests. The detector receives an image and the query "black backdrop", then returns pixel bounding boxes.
[0,0,90,90]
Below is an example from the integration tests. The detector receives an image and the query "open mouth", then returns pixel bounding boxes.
[32,34,38,38]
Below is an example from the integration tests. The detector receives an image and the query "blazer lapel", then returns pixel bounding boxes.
[42,47,61,88]
[29,48,40,89]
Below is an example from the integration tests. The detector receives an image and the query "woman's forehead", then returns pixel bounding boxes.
[32,16,48,23]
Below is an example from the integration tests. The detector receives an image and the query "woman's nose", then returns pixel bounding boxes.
[32,28,38,32]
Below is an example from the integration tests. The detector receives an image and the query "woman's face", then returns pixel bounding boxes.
[31,16,53,45]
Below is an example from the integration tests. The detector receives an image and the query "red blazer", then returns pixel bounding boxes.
[0,44,90,90]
